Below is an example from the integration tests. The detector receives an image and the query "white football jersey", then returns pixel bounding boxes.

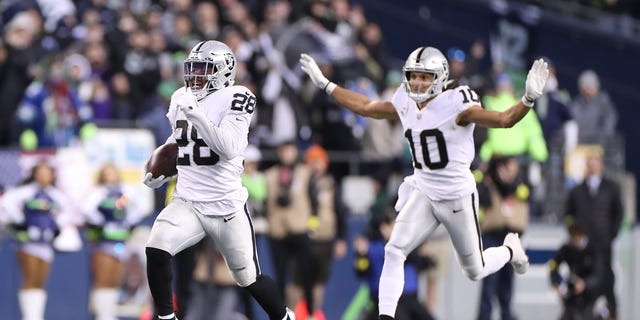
[166,86,255,215]
[393,84,479,200]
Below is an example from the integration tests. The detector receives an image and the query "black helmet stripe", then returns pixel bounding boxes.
[193,41,206,52]
[416,46,427,63]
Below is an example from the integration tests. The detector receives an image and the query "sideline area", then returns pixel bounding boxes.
[1,221,638,320]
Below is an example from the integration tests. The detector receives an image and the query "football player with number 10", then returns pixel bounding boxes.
[142,40,295,320]
[300,47,549,320]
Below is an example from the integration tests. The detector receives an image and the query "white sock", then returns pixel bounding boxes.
[477,246,511,279]
[91,288,119,320]
[19,289,47,320]
[378,246,406,317]
[158,313,176,319]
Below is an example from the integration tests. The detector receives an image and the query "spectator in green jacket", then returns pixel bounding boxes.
[480,73,548,163]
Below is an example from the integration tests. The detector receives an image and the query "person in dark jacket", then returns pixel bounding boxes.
[565,151,623,319]
[532,58,577,220]
[0,10,43,146]
[549,222,604,320]
[533,58,576,150]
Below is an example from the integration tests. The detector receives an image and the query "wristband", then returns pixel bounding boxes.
[521,95,535,107]
[323,82,337,95]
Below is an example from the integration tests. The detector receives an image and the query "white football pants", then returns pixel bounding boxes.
[378,186,510,317]
[146,198,261,287]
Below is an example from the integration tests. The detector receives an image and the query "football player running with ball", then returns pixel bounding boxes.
[300,47,549,320]
[143,41,295,320]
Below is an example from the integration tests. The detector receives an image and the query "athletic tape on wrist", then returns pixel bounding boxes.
[521,95,535,107]
[324,82,337,95]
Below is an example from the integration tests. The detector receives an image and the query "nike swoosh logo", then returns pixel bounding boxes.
[224,216,236,222]
[452,209,463,213]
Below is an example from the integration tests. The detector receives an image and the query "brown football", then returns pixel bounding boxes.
[145,143,178,178]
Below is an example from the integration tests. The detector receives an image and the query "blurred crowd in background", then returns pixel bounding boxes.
[0,0,636,319]
[0,0,633,153]
[0,0,631,211]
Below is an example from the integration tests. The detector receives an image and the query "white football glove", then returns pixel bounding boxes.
[522,58,550,107]
[142,172,170,189]
[300,53,337,94]
[178,87,199,115]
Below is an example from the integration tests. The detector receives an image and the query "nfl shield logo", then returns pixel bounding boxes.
[224,53,236,70]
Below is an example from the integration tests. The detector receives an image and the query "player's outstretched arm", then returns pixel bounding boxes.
[300,53,397,120]
[458,59,549,128]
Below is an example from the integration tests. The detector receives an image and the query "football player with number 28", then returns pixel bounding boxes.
[300,48,549,320]
[142,40,295,320]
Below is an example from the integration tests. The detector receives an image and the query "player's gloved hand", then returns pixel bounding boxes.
[178,87,200,115]
[522,58,550,107]
[300,53,337,94]
[142,172,170,189]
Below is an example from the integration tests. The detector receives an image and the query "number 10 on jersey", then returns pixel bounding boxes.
[404,129,449,170]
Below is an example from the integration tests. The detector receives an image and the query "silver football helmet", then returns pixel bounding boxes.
[184,40,237,99]
[402,46,449,102]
